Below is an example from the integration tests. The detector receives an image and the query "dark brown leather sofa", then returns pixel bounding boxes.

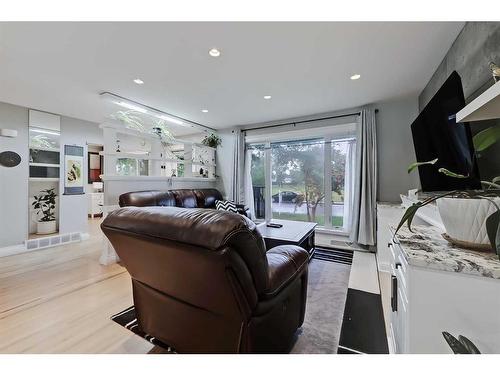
[101,206,309,353]
[119,188,248,216]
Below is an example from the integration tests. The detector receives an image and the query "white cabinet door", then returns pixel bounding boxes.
[390,241,410,353]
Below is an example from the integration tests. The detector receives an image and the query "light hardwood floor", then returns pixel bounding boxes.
[0,218,155,353]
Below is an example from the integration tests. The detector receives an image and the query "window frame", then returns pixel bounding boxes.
[247,128,356,235]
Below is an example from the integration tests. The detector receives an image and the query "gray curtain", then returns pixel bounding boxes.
[243,148,256,219]
[230,128,245,203]
[349,107,377,246]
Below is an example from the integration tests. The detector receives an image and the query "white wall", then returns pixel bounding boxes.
[59,116,102,235]
[0,101,104,249]
[375,95,420,203]
[0,102,29,248]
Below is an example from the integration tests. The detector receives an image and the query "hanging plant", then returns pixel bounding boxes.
[110,110,146,132]
[152,119,176,148]
[201,133,222,148]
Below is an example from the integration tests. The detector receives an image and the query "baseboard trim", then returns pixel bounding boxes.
[0,232,87,258]
[0,244,27,258]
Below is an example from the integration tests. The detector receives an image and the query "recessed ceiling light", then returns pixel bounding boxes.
[350,74,361,80]
[263,95,272,100]
[208,48,221,57]
[133,78,144,85]
[202,109,209,113]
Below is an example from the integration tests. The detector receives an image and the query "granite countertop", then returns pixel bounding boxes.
[377,202,405,209]
[391,224,500,279]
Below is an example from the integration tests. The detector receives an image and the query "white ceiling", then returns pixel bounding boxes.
[0,22,464,132]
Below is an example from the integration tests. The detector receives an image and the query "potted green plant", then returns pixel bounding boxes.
[396,124,500,258]
[32,188,57,234]
[201,133,222,148]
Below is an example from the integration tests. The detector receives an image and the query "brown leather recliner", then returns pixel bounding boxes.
[101,206,309,353]
[119,188,248,216]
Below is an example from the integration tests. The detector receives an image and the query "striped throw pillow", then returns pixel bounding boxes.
[215,200,238,213]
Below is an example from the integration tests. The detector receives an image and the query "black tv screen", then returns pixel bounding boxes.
[411,71,481,192]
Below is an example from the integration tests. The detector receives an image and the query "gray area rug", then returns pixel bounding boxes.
[115,256,351,354]
[290,258,351,354]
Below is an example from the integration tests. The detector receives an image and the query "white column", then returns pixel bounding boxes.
[150,139,162,176]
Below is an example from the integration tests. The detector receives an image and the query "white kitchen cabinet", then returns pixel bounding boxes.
[386,225,500,353]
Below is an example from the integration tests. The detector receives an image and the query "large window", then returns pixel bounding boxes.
[271,139,325,225]
[248,130,356,233]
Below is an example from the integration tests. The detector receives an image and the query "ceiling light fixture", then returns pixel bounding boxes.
[100,92,215,133]
[116,101,148,113]
[29,128,60,136]
[263,95,272,100]
[202,109,209,113]
[133,78,144,85]
[208,48,221,57]
[350,74,361,80]
[159,115,183,125]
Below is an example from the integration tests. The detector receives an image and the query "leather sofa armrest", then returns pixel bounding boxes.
[262,245,309,299]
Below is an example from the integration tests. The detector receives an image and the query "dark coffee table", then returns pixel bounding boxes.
[257,219,317,259]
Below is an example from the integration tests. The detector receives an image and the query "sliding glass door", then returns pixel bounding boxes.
[248,135,356,233]
[249,146,266,220]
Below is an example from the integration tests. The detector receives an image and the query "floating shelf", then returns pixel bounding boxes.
[29,177,60,182]
[29,162,60,168]
[99,123,216,149]
[100,151,181,162]
[101,175,216,182]
[456,80,500,122]
[29,146,60,152]
[189,161,216,167]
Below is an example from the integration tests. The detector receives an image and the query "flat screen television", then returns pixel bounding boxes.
[411,71,481,192]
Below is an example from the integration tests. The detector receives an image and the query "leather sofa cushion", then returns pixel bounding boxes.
[171,189,198,208]
[119,190,176,208]
[103,206,269,293]
[194,189,223,208]
[119,189,224,209]
[263,245,309,299]
[104,206,255,251]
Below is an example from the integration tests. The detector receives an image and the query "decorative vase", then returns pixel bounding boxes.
[37,220,57,235]
[437,197,500,248]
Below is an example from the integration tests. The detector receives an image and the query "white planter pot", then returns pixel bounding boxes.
[437,197,500,245]
[37,220,57,235]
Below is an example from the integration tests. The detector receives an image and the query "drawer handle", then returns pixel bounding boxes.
[391,275,398,312]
